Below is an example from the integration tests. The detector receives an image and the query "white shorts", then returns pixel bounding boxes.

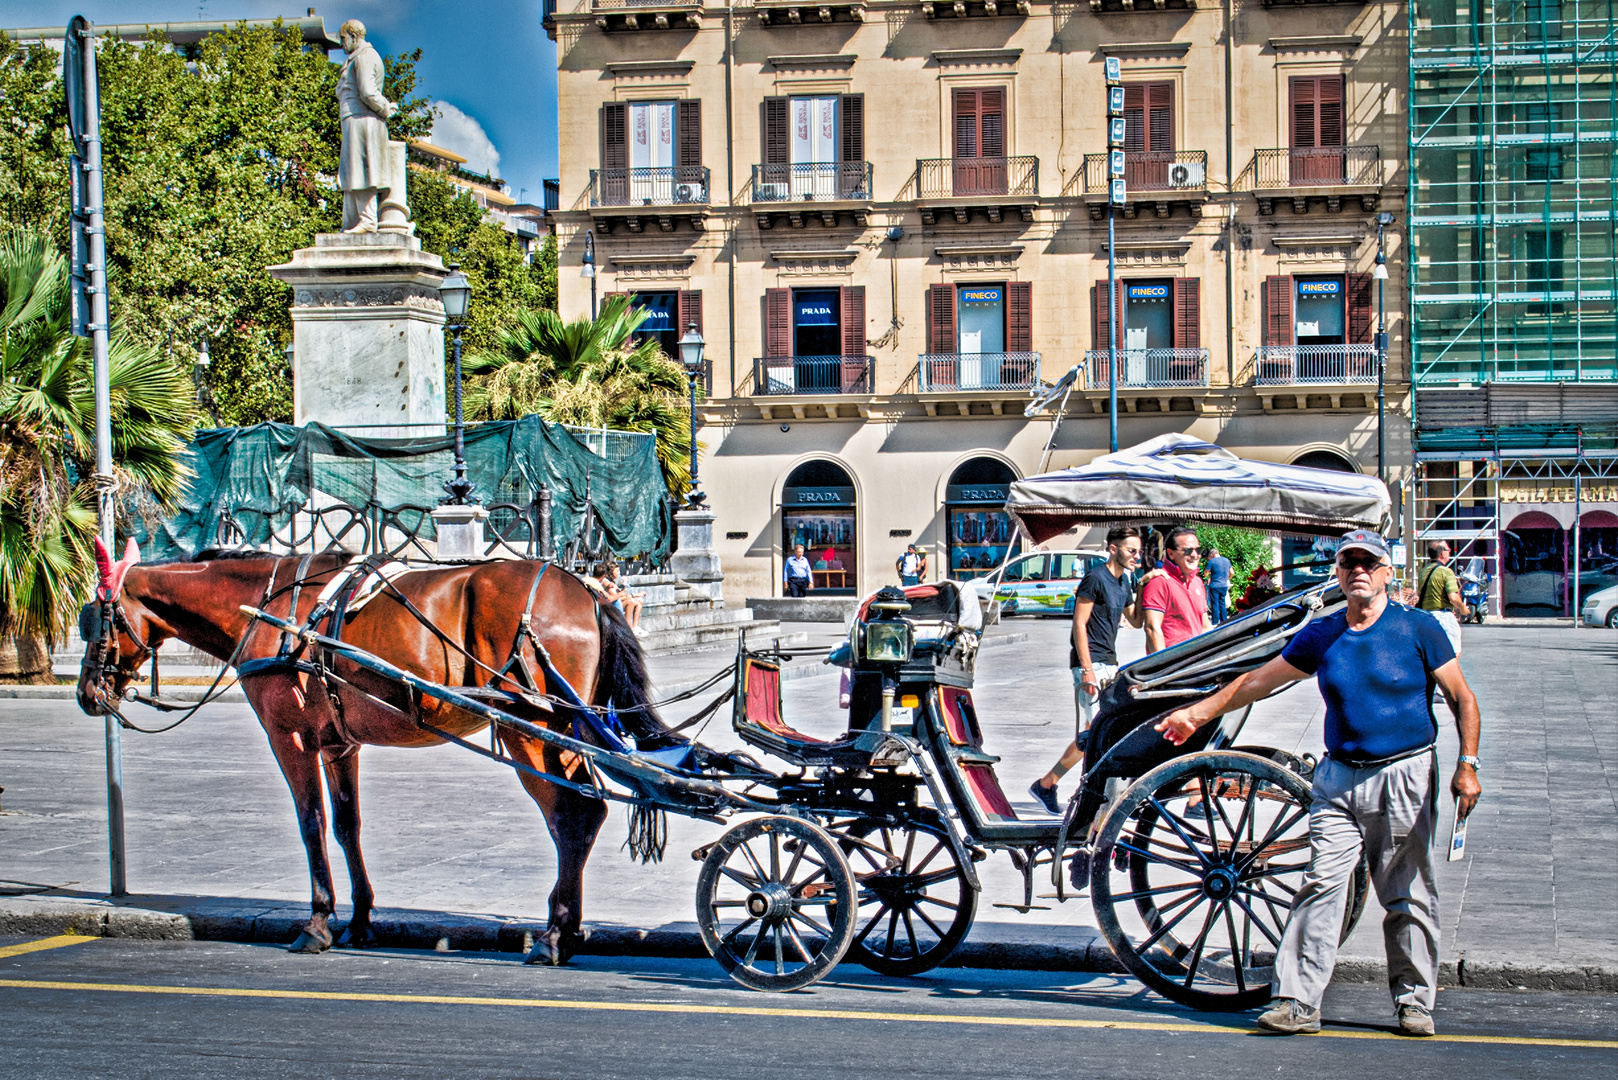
[1071,663,1119,739]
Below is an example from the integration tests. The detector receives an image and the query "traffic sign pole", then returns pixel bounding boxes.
[1105,62,1124,453]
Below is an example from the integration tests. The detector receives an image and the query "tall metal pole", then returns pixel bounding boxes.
[1376,223,1388,489]
[687,371,699,502]
[444,324,474,504]
[1108,203,1119,453]
[75,17,124,896]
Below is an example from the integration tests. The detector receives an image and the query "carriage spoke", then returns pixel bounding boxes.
[1110,881,1203,904]
[915,894,960,912]
[738,841,770,884]
[1147,799,1215,866]
[1210,776,1245,847]
[789,908,834,940]
[1238,805,1309,871]
[742,921,769,965]
[902,910,922,957]
[882,908,900,961]
[1245,860,1309,881]
[1230,892,1285,949]
[1180,900,1223,989]
[852,905,891,947]
[1227,780,1261,858]
[1222,900,1248,993]
[710,899,749,907]
[910,840,946,878]
[769,832,781,883]
[774,926,785,976]
[782,919,814,964]
[913,904,948,940]
[1115,839,1203,874]
[1196,775,1223,857]
[782,835,807,888]
[720,915,759,946]
[1137,893,1206,954]
[1127,826,1204,862]
[914,867,962,889]
[789,865,829,896]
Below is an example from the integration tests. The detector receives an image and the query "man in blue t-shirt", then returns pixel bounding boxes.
[1156,529,1482,1038]
[1205,546,1233,624]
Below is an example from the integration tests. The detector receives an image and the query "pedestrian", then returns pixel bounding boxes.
[896,543,924,587]
[1412,540,1466,658]
[1142,526,1212,652]
[1155,529,1482,1038]
[1028,525,1149,815]
[784,544,812,597]
[593,562,645,632]
[1205,545,1232,624]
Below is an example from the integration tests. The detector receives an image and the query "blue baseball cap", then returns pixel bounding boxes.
[1337,529,1392,563]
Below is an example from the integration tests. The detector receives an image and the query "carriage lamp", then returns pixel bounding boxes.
[679,323,706,507]
[439,264,477,506]
[863,618,914,664]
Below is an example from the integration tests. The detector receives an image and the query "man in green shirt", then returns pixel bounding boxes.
[1415,540,1466,657]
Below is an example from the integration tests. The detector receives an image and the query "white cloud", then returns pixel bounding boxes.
[429,101,501,178]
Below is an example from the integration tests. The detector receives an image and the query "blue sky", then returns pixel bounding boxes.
[1,1,559,201]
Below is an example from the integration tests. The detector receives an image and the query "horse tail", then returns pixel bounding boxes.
[594,601,677,746]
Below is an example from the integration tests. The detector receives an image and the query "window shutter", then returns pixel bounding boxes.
[601,103,628,169]
[764,97,788,166]
[928,284,956,353]
[954,89,979,158]
[1290,78,1317,149]
[980,88,1005,158]
[1264,276,1294,346]
[677,99,702,169]
[1172,278,1200,350]
[1092,281,1123,350]
[839,94,864,164]
[1318,76,1345,148]
[679,290,703,339]
[840,286,867,390]
[1148,83,1174,154]
[765,288,792,358]
[1347,274,1374,344]
[1123,85,1145,153]
[1007,281,1033,352]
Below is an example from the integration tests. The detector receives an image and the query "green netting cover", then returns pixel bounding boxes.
[129,418,672,563]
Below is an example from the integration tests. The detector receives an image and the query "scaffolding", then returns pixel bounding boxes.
[1409,1,1618,385]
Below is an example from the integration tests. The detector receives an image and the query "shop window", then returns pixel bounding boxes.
[1294,277,1346,347]
[782,459,857,594]
[945,457,1020,580]
[612,290,702,360]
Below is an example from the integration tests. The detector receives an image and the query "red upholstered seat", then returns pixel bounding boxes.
[742,659,825,744]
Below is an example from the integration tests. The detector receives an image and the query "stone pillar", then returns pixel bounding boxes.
[669,505,724,603]
[268,233,448,434]
[432,503,489,562]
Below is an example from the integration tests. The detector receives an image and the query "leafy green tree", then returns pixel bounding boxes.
[0,37,71,241]
[1192,524,1272,595]
[464,295,693,495]
[0,228,196,652]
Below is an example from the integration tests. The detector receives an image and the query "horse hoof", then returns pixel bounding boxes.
[288,930,332,954]
[335,922,374,949]
[523,939,562,966]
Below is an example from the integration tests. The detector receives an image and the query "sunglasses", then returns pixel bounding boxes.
[1174,547,1201,557]
[1336,554,1388,572]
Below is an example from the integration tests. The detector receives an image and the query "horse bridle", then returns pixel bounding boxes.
[78,589,157,717]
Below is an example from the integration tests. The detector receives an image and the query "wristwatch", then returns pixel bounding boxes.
[1458,755,1481,769]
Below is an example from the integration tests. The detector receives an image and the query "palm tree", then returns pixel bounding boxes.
[464,295,695,495]
[0,227,197,663]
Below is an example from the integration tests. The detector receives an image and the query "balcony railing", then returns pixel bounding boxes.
[1254,345,1379,386]
[589,166,711,208]
[918,353,1040,391]
[1085,349,1210,389]
[916,156,1039,199]
[1254,146,1381,188]
[751,162,873,202]
[754,356,874,395]
[1082,150,1208,194]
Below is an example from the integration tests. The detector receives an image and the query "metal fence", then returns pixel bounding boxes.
[916,156,1038,199]
[1253,146,1381,187]
[917,352,1040,391]
[1085,348,1210,389]
[751,162,873,202]
[1254,345,1379,386]
[753,356,874,395]
[1081,150,1208,194]
[589,166,711,208]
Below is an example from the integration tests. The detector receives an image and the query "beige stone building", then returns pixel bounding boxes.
[546,0,1409,601]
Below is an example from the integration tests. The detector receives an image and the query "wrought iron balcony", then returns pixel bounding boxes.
[589,166,711,208]
[751,162,873,203]
[754,356,874,395]
[916,156,1039,200]
[590,0,702,31]
[1254,146,1381,188]
[918,353,1040,391]
[1082,150,1208,194]
[1255,345,1379,386]
[1085,348,1210,389]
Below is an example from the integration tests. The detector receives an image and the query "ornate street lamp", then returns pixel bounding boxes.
[581,229,597,320]
[439,263,476,505]
[679,322,706,507]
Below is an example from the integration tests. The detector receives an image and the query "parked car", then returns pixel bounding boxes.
[961,549,1108,619]
[1581,582,1618,628]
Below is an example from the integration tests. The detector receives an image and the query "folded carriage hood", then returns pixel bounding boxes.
[1005,433,1391,544]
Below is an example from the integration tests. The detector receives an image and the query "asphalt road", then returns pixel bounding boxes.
[3,934,1614,1079]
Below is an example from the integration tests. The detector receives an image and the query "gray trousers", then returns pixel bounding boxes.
[1272,750,1441,1010]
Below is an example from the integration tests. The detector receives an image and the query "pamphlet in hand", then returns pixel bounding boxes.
[1447,808,1468,862]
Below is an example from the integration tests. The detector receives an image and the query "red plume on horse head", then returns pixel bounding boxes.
[92,536,141,601]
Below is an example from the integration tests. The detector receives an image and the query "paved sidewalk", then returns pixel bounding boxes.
[3,619,1615,990]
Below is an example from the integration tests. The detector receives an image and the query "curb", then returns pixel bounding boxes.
[4,893,1612,991]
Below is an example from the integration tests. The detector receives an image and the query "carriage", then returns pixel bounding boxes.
[218,435,1390,1010]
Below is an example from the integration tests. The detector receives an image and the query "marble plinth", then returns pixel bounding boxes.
[268,233,448,433]
[670,505,724,603]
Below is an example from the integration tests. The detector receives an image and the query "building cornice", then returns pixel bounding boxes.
[932,48,1023,67]
[1097,41,1193,58]
[606,60,697,77]
[1268,36,1362,53]
[767,53,858,71]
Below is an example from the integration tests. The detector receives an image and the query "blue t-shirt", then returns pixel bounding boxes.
[1206,555,1233,590]
[1280,603,1456,761]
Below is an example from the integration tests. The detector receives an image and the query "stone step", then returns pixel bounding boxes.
[640,620,806,655]
[636,607,756,633]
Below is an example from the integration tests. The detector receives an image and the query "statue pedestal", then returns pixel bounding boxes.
[432,503,488,562]
[268,233,448,434]
[670,504,724,604]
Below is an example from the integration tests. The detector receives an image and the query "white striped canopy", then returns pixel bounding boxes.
[1005,434,1392,543]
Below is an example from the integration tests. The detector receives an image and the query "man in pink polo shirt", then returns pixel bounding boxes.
[1142,526,1213,653]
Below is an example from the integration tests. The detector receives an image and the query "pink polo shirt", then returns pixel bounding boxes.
[1142,561,1209,648]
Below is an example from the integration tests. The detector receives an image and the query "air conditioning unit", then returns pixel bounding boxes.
[675,183,708,203]
[1168,161,1206,189]
[757,182,790,202]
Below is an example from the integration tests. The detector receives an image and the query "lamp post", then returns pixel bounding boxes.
[582,229,597,320]
[679,322,706,506]
[439,263,476,505]
[1105,61,1125,454]
[1374,211,1393,490]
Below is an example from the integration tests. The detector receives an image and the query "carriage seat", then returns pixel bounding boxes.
[733,656,882,769]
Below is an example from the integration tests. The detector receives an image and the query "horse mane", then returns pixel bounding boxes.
[186,549,358,565]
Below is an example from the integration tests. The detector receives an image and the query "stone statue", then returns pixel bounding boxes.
[337,19,407,234]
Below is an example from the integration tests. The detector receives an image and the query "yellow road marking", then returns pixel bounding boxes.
[0,976,1612,1050]
[0,935,96,960]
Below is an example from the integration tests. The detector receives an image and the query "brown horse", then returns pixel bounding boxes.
[75,542,671,962]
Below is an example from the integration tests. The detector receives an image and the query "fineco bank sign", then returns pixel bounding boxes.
[1297,280,1342,296]
[1127,284,1169,300]
[959,287,1003,305]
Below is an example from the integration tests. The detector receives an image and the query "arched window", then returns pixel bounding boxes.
[1291,449,1359,473]
[782,461,857,595]
[944,457,1020,580]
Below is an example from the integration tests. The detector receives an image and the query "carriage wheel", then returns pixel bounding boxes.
[830,815,977,977]
[696,816,857,993]
[1091,751,1369,1012]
